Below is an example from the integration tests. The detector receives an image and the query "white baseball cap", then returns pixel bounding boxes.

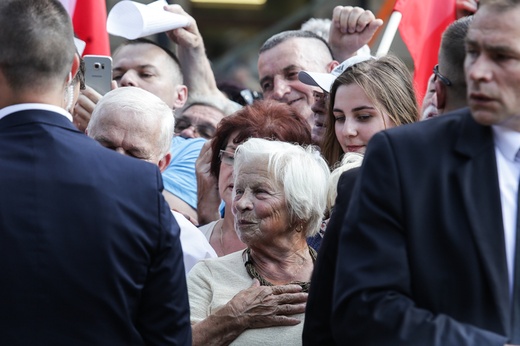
[298,54,376,93]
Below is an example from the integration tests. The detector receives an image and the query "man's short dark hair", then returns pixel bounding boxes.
[116,37,183,76]
[439,16,473,96]
[0,0,75,91]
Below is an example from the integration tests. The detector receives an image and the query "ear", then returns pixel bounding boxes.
[435,79,446,112]
[326,60,340,73]
[172,84,188,109]
[157,152,172,173]
[70,53,80,82]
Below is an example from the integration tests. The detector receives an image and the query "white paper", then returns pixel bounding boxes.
[74,37,86,55]
[107,0,190,40]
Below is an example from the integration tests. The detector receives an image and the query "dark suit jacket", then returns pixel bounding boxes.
[0,110,191,345]
[303,167,360,345]
[332,108,511,345]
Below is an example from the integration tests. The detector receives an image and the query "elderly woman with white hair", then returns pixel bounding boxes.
[188,137,330,346]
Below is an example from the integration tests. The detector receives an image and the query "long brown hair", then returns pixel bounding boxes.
[321,55,419,168]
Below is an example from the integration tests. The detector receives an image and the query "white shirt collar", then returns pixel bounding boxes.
[492,125,520,162]
[0,103,73,122]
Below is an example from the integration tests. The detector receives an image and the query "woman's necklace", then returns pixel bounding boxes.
[243,247,317,293]
[217,219,227,256]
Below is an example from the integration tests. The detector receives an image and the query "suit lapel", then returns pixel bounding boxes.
[454,111,510,333]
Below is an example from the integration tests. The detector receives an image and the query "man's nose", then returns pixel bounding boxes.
[270,76,291,100]
[179,125,198,139]
[119,71,138,87]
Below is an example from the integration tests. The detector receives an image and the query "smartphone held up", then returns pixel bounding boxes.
[83,55,112,95]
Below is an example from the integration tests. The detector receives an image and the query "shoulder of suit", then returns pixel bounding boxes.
[383,107,472,139]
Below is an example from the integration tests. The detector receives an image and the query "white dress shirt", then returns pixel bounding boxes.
[493,125,520,298]
[173,211,217,275]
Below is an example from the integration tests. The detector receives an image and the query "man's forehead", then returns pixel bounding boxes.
[467,5,520,46]
[113,43,172,67]
[180,105,224,123]
[259,38,330,74]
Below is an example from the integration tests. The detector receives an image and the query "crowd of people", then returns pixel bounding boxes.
[4,0,520,345]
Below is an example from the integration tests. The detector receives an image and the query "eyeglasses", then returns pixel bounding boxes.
[433,64,452,86]
[313,90,329,104]
[240,89,263,105]
[219,150,235,166]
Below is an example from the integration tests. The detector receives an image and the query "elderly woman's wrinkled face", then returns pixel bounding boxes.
[232,159,291,245]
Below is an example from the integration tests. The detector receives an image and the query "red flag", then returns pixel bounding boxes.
[60,0,110,56]
[394,0,456,105]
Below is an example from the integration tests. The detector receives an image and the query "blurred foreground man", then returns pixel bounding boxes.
[0,1,191,344]
[332,0,520,344]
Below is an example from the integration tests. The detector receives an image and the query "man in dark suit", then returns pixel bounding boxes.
[303,167,360,345]
[332,0,520,345]
[0,1,191,344]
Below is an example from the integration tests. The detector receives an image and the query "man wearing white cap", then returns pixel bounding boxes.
[257,6,383,146]
[298,54,375,146]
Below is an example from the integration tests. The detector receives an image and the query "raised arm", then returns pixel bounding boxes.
[163,5,238,114]
[328,6,383,62]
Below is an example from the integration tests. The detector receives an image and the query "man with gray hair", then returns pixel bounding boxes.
[257,6,383,145]
[87,87,217,272]
[0,0,190,344]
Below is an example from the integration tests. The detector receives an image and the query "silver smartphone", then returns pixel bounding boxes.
[83,55,112,95]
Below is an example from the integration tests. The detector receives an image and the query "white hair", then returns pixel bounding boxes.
[234,138,330,237]
[88,87,174,158]
[327,152,364,212]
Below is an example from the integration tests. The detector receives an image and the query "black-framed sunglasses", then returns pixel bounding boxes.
[433,64,452,86]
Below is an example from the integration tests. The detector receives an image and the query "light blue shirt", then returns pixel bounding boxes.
[162,136,206,210]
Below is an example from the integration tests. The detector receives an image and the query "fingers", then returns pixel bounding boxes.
[225,284,308,329]
[270,283,304,295]
[274,302,307,316]
[79,85,102,107]
[73,86,102,132]
[248,314,302,327]
[163,4,201,48]
[250,285,308,307]
[456,0,478,18]
[332,6,382,35]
